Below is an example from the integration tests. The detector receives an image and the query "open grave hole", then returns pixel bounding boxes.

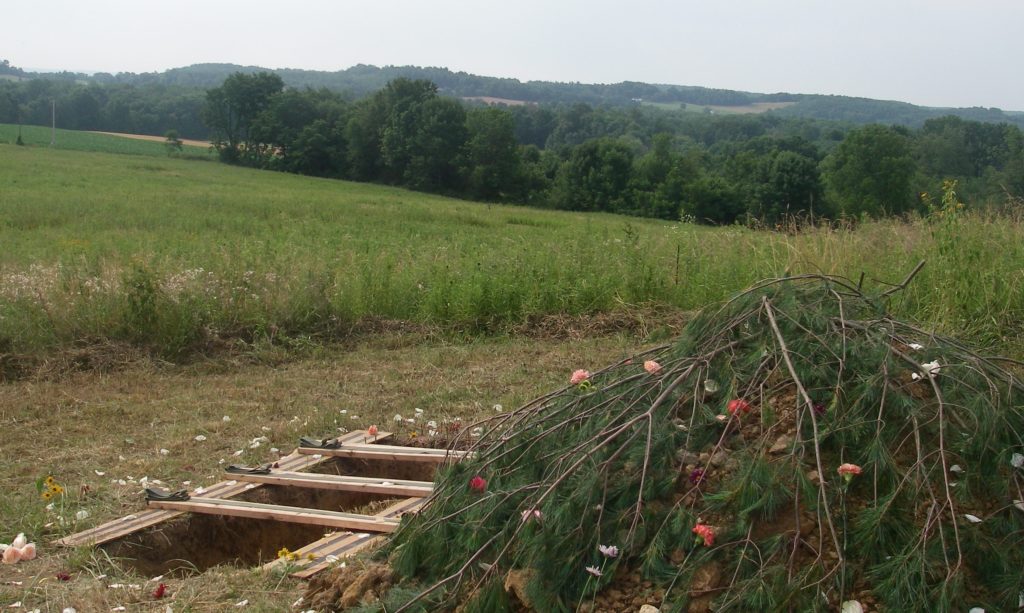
[101,456,439,576]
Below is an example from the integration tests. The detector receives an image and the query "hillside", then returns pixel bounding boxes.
[11,60,1024,129]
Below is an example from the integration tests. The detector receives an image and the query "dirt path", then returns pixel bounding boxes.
[89,130,212,148]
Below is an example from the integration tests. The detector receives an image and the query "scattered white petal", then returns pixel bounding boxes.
[968,608,985,613]
[244,484,256,490]
[182,481,191,486]
[76,510,90,521]
[249,441,261,449]
[45,503,54,511]
[311,454,323,460]
[394,414,403,422]
[270,447,280,453]
[911,372,921,381]
[261,426,271,432]
[405,418,415,424]
[195,435,207,442]
[159,449,170,456]
[325,555,339,563]
[965,514,983,523]
[117,455,125,461]
[339,410,347,414]
[7,603,21,609]
[840,601,864,613]
[193,487,206,495]
[292,597,304,607]
[703,379,719,394]
[415,408,424,414]
[493,404,503,412]
[949,464,964,474]
[908,343,924,350]
[110,608,125,612]
[234,600,248,607]
[921,360,941,377]
[382,481,394,486]
[1013,500,1024,512]
[715,414,727,422]
[1011,453,1024,469]
[116,479,127,486]
[225,480,237,486]
[148,575,164,583]
[94,470,106,477]
[426,420,437,429]
[222,415,231,422]
[233,450,244,457]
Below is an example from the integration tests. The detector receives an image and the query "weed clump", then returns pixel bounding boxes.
[348,272,1024,612]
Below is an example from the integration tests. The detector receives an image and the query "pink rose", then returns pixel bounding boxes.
[643,360,662,375]
[570,369,591,385]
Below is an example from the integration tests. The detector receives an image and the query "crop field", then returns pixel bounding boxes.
[0,123,214,158]
[3,141,1024,610]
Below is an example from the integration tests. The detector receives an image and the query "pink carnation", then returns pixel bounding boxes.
[570,369,591,385]
[643,360,663,375]
[469,475,487,493]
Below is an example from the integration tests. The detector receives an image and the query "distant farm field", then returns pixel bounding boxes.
[0,123,214,157]
[642,100,797,114]
[2,142,1023,362]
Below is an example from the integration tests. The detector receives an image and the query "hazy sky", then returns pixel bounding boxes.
[4,0,1022,110]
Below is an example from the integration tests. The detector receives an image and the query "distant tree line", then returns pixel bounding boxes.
[202,72,1024,223]
[0,77,208,138]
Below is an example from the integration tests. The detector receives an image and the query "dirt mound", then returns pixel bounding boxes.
[306,562,395,611]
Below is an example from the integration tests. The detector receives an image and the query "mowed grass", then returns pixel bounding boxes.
[0,123,214,158]
[0,333,644,611]
[2,142,1024,363]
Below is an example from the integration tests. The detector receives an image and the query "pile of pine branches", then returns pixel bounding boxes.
[368,271,1024,611]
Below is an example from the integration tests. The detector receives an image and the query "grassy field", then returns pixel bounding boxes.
[0,123,214,158]
[2,139,1024,610]
[2,141,1024,364]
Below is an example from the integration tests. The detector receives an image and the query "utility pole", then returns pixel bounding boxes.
[50,99,56,146]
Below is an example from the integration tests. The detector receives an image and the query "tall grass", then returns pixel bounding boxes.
[2,144,1022,359]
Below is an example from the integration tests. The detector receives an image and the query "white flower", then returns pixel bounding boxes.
[908,343,924,350]
[261,426,271,432]
[394,414,403,423]
[76,510,90,521]
[470,427,484,437]
[598,544,619,558]
[1011,453,1024,469]
[414,408,424,414]
[921,360,941,377]
[94,470,105,477]
[964,514,983,523]
[233,450,244,457]
[234,600,249,607]
[840,601,864,613]
[159,449,170,456]
[405,418,415,424]
[949,464,964,474]
[222,416,231,422]
[426,420,438,429]
[585,565,602,577]
[270,448,279,454]
[493,404,503,412]
[703,379,720,394]
[194,435,207,442]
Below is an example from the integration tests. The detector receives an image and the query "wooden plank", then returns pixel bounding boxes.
[54,429,389,547]
[267,496,427,579]
[229,471,433,497]
[298,443,471,464]
[147,498,401,532]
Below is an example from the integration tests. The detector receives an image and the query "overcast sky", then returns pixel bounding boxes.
[4,0,1021,110]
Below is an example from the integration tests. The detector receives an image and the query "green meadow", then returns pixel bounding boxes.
[2,140,1023,360]
[0,123,213,157]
